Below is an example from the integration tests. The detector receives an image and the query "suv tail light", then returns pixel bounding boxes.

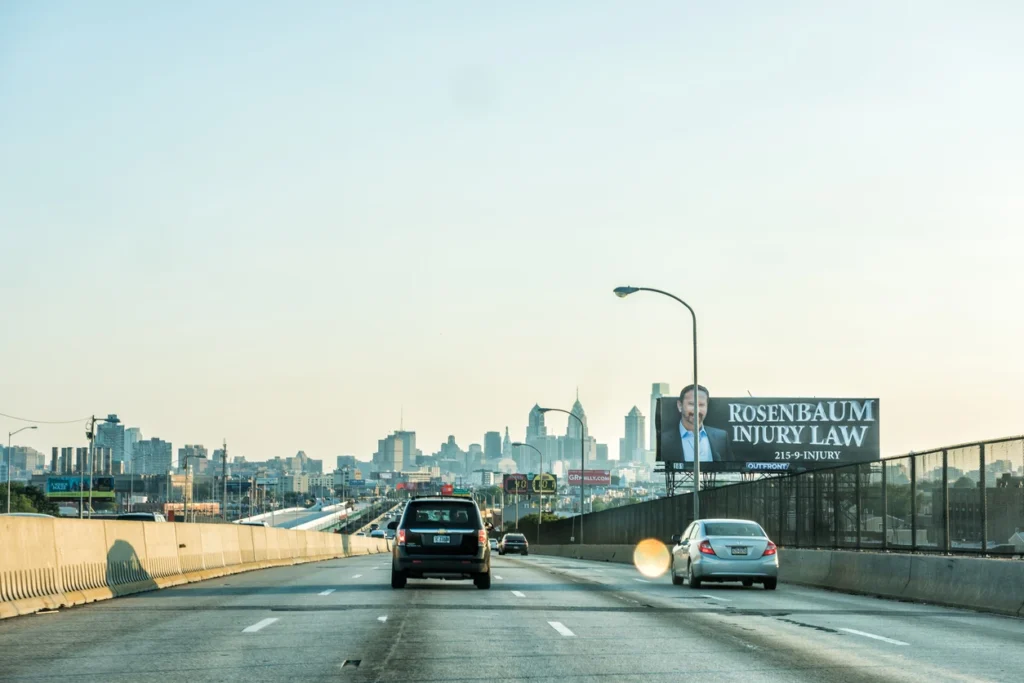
[478,530,487,546]
[698,540,716,556]
[397,529,406,546]
[762,541,777,557]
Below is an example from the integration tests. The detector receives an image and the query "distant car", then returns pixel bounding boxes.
[115,512,167,522]
[356,531,367,536]
[370,523,380,531]
[670,518,778,590]
[369,529,386,538]
[384,529,395,539]
[489,538,499,551]
[390,496,491,589]
[239,520,270,527]
[499,533,529,556]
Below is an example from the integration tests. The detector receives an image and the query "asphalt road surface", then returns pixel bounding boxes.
[1,552,1019,682]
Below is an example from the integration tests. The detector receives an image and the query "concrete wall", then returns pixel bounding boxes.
[530,545,1024,617]
[0,516,389,620]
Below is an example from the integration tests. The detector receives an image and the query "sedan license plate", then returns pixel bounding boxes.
[433,535,451,544]
[730,547,748,556]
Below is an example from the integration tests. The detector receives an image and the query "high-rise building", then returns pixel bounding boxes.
[596,444,609,462]
[336,455,358,471]
[650,383,670,451]
[526,404,547,440]
[178,444,209,471]
[484,432,502,462]
[124,427,142,472]
[567,391,587,439]
[623,406,646,462]
[95,414,125,470]
[374,432,407,472]
[75,447,88,474]
[136,438,173,474]
[50,447,58,473]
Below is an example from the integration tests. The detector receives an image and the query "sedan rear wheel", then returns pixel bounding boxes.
[671,561,684,586]
[687,562,702,589]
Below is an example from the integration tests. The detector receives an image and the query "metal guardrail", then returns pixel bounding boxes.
[532,436,1024,556]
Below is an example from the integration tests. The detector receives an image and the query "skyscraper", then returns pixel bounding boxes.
[95,414,125,470]
[501,427,512,458]
[136,438,172,474]
[567,390,588,439]
[124,427,142,472]
[623,406,646,462]
[484,431,502,462]
[178,444,208,471]
[526,404,547,440]
[373,432,407,472]
[650,383,670,451]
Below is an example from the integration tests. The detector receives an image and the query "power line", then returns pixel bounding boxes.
[0,411,92,425]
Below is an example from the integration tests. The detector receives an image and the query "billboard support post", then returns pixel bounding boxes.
[614,286,700,520]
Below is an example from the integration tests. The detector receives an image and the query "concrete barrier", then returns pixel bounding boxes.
[777,549,832,585]
[904,555,1024,617]
[533,544,1024,617]
[1,516,387,621]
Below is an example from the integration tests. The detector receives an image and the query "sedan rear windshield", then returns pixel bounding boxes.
[703,522,765,537]
[407,503,478,527]
[505,534,526,541]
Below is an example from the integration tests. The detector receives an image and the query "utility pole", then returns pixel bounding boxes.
[221,439,228,521]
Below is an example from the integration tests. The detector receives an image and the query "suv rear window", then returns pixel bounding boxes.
[406,502,479,527]
[505,534,526,541]
[703,522,765,537]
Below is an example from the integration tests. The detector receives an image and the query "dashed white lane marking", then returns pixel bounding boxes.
[378,615,388,623]
[318,589,336,596]
[839,628,909,646]
[494,575,503,580]
[242,618,278,633]
[511,590,526,598]
[702,594,731,602]
[548,621,575,637]
[352,574,363,579]
[634,578,650,583]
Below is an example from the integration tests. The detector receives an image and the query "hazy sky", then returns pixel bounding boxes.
[2,1,1022,464]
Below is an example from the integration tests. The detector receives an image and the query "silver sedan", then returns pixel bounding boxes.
[670,518,779,590]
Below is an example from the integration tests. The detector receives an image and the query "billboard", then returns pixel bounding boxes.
[45,476,115,499]
[656,396,880,473]
[567,470,611,486]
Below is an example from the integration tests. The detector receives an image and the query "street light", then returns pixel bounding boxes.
[7,426,38,514]
[512,441,545,545]
[613,285,702,521]
[537,407,586,545]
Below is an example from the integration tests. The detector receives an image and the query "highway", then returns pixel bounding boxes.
[0,553,1018,682]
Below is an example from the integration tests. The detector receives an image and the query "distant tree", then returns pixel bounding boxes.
[0,483,60,515]
[953,476,976,489]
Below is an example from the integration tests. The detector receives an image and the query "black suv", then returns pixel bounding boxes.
[389,497,491,589]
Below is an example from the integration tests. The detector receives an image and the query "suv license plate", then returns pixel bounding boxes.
[730,547,748,555]
[433,535,451,544]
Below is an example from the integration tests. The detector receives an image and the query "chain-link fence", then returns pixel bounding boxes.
[532,436,1024,556]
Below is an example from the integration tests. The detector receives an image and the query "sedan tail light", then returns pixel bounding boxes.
[478,530,488,545]
[762,541,777,557]
[698,540,716,556]
[397,529,406,546]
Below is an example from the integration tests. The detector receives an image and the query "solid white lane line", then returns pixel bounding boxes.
[701,594,731,601]
[839,628,909,646]
[378,615,388,623]
[242,618,279,633]
[634,578,650,583]
[548,621,575,637]
[511,590,526,597]
[352,574,363,579]
[318,589,336,596]
[494,575,503,580]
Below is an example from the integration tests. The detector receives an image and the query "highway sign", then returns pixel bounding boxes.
[532,473,557,494]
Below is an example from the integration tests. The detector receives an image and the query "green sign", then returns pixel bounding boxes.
[452,487,472,497]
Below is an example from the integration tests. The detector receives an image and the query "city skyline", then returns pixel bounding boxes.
[3,3,1021,464]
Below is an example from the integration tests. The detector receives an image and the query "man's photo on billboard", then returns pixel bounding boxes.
[658,384,734,463]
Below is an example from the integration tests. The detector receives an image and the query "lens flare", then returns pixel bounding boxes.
[632,539,671,578]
